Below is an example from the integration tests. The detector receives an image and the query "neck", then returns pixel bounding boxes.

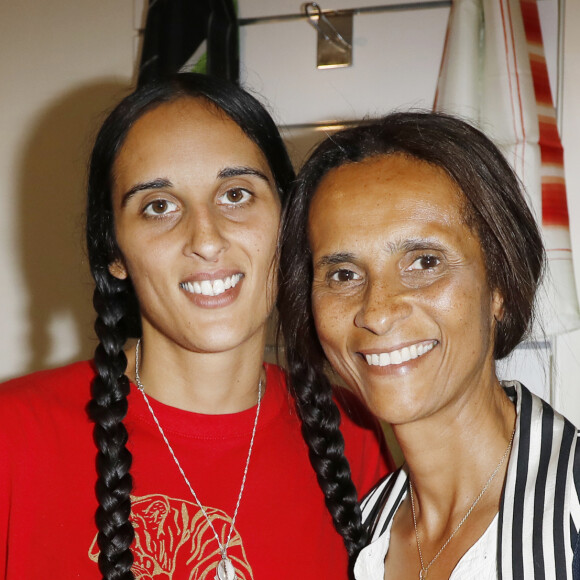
[394,377,516,521]
[126,331,267,414]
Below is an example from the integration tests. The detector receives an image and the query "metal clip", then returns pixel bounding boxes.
[303,2,353,69]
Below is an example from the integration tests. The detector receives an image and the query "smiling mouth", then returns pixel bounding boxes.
[180,274,243,297]
[364,340,437,367]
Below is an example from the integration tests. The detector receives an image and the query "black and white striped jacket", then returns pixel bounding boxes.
[357,382,580,579]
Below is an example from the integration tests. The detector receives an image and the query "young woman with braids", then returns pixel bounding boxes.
[0,74,391,579]
[278,112,580,579]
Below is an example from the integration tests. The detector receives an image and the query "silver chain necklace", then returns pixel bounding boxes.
[409,425,515,580]
[134,339,262,580]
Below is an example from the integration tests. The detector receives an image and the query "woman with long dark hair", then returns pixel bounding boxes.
[0,74,390,579]
[279,111,580,579]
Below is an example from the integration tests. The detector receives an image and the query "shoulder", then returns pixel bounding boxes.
[1,360,95,389]
[0,360,95,396]
[361,468,408,540]
[500,379,580,563]
[0,360,95,420]
[360,472,396,514]
[503,379,580,478]
[361,469,406,515]
[503,379,580,437]
[0,361,96,478]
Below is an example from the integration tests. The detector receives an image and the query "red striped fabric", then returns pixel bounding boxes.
[520,0,569,227]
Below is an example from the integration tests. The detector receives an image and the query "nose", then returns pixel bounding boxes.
[354,279,412,335]
[182,206,229,262]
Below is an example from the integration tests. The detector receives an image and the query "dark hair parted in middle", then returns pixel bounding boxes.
[278,111,545,557]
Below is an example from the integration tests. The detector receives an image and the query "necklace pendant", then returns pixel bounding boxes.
[215,555,236,580]
[419,570,427,580]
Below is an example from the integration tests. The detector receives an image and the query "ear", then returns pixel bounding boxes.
[108,258,128,280]
[491,289,505,322]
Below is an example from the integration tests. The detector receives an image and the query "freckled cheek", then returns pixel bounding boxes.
[312,299,348,350]
[315,326,361,394]
[245,227,279,261]
[314,323,347,375]
[425,280,491,358]
[254,242,279,295]
[422,279,470,317]
[130,247,169,279]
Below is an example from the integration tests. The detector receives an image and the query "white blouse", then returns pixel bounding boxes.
[354,493,499,580]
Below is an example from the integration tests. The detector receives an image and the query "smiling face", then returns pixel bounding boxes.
[109,97,281,356]
[309,154,503,425]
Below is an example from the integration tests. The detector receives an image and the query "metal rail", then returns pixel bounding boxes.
[239,1,452,26]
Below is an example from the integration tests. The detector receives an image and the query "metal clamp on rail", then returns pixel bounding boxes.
[303,2,353,68]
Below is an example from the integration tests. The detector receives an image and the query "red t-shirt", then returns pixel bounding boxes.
[0,361,391,579]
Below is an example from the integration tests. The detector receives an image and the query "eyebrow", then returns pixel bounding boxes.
[120,166,271,208]
[314,252,357,269]
[314,238,449,268]
[394,238,449,253]
[217,165,271,183]
[121,178,172,207]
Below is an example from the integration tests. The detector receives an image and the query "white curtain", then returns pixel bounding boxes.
[434,0,580,335]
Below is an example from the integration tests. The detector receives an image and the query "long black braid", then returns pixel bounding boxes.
[85,73,294,579]
[87,274,136,579]
[278,182,367,562]
[286,351,368,559]
[86,84,144,577]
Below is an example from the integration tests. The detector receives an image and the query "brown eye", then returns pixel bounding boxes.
[151,200,167,213]
[219,188,252,205]
[143,199,178,217]
[408,255,440,271]
[330,269,361,282]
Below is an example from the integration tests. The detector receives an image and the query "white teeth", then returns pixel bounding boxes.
[365,341,437,367]
[180,274,242,297]
[201,280,213,295]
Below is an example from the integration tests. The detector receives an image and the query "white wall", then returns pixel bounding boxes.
[0,0,136,379]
